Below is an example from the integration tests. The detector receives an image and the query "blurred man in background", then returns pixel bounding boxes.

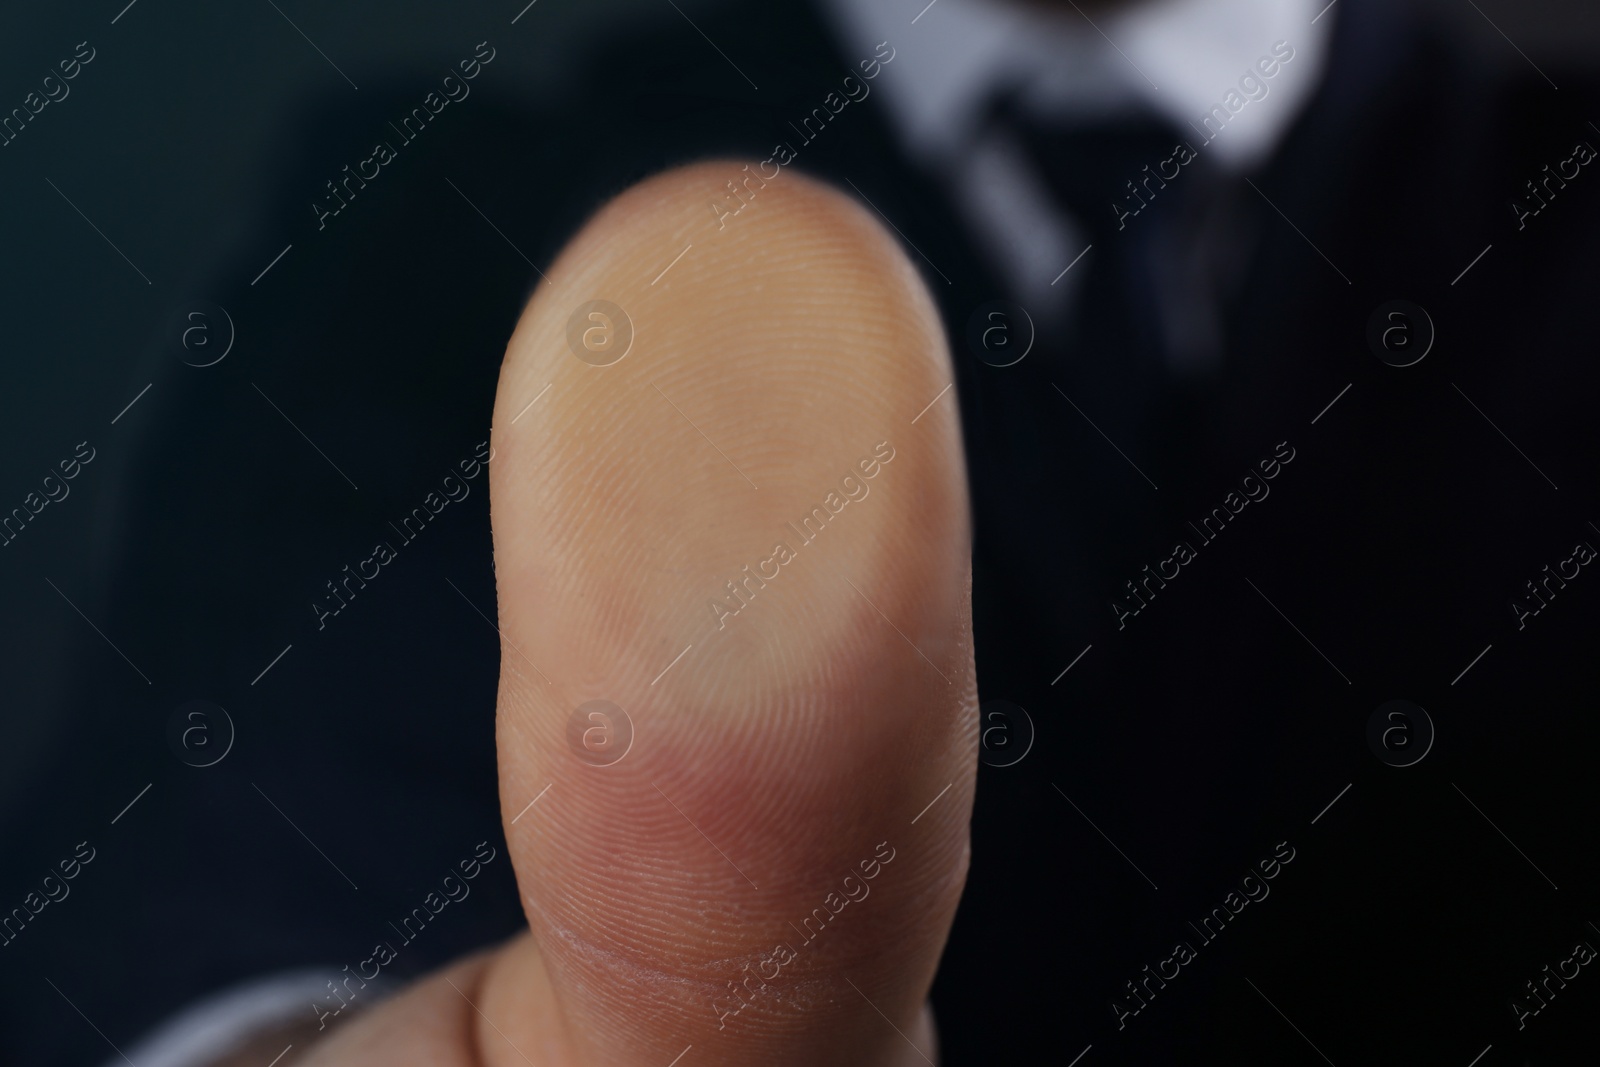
[3,0,1599,1064]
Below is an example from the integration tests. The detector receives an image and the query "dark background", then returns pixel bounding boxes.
[2,1,1599,1065]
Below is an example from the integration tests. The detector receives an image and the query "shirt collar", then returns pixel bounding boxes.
[817,0,1336,171]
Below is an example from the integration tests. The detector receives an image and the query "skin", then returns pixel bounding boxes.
[283,161,977,1066]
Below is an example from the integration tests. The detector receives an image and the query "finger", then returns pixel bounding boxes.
[481,160,975,1067]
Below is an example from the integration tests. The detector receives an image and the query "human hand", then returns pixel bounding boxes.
[300,161,975,1067]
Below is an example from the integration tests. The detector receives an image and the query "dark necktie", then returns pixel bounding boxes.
[996,104,1233,578]
[998,101,1235,483]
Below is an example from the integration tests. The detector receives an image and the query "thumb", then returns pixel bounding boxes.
[478,161,975,1067]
